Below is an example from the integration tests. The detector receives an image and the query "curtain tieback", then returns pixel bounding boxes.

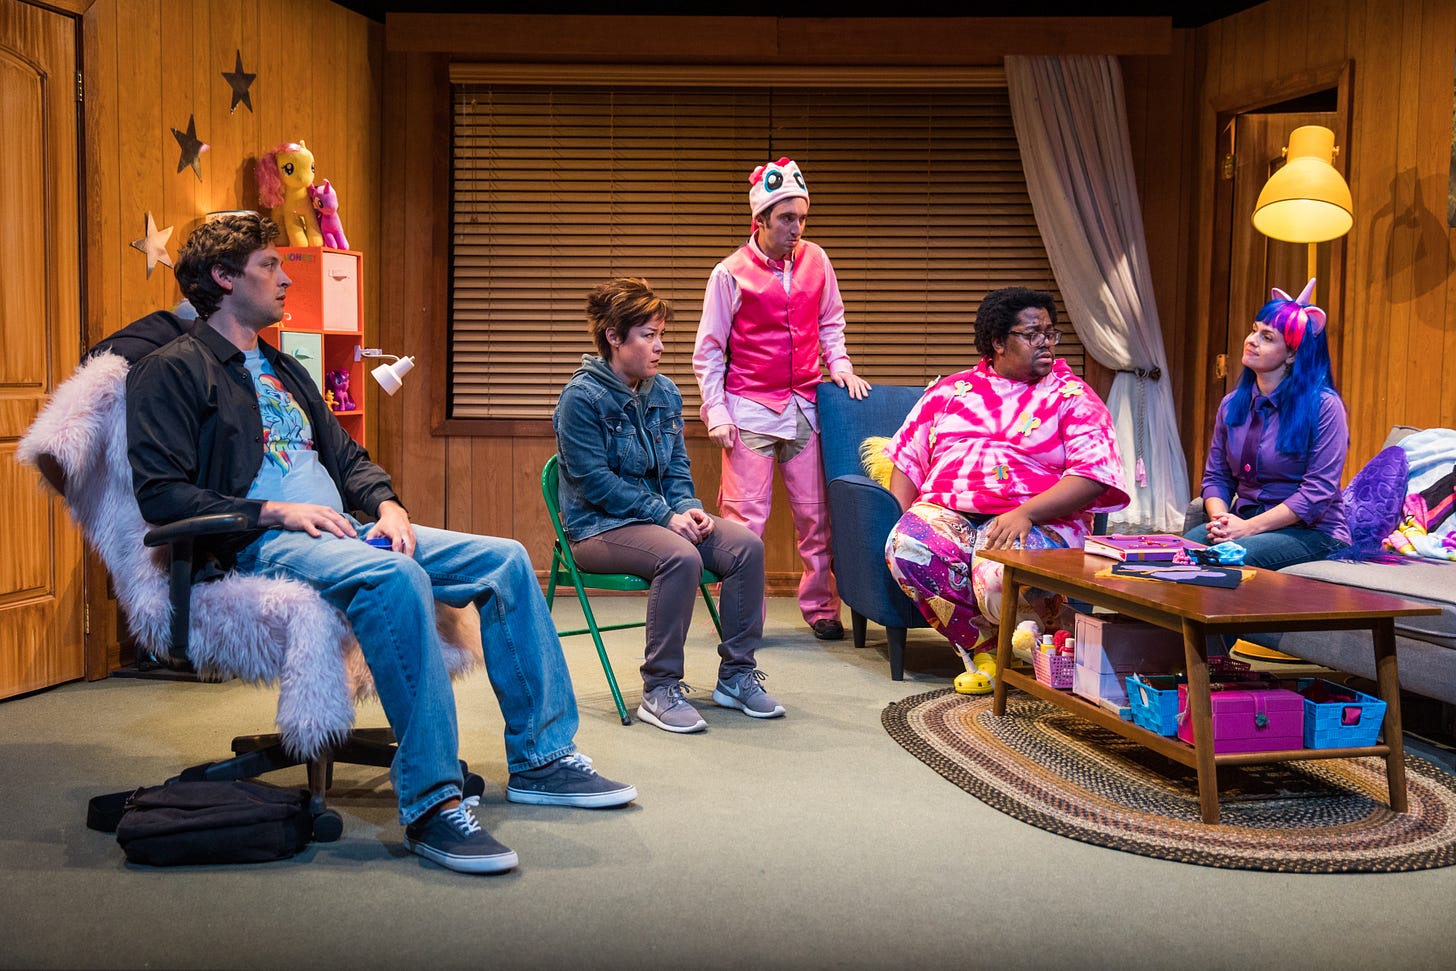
[1116,368,1161,488]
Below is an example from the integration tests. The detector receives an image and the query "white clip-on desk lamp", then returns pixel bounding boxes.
[355,346,416,395]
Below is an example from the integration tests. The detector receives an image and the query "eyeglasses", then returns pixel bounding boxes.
[1007,327,1061,347]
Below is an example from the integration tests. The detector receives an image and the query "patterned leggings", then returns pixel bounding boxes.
[885,501,1069,654]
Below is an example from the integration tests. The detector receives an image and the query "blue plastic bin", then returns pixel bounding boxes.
[1298,678,1386,748]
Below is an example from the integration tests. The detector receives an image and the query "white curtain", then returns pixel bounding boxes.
[1005,54,1189,533]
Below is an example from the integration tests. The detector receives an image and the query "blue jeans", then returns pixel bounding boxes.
[1185,522,1346,571]
[235,519,580,825]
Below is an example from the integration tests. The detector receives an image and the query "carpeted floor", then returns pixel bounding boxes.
[3,598,1456,970]
[884,688,1456,872]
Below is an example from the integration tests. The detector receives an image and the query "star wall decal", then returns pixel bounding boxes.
[171,114,208,180]
[221,50,256,113]
[130,211,174,278]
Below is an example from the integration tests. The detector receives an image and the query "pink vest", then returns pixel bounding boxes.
[722,241,827,411]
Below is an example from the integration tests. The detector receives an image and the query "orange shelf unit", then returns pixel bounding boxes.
[262,246,366,446]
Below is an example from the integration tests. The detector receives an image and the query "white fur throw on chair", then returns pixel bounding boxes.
[16,352,483,760]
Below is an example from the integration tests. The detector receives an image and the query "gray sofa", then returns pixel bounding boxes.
[1188,426,1456,707]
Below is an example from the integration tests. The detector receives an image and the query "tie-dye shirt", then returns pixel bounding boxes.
[884,359,1128,537]
[243,349,345,512]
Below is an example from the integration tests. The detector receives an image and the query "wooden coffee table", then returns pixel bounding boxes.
[979,548,1441,824]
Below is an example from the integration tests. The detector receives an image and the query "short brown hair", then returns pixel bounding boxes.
[174,212,279,319]
[584,278,672,360]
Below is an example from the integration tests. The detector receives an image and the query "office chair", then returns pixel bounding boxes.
[18,351,486,840]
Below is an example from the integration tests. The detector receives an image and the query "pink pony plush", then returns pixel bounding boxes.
[309,178,350,250]
[324,369,355,412]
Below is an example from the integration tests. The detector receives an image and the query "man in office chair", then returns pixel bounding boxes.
[126,213,636,875]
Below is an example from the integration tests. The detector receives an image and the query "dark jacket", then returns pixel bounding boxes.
[552,356,702,542]
[126,321,399,574]
[87,307,194,365]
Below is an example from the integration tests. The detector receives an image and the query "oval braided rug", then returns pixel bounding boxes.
[883,688,1456,872]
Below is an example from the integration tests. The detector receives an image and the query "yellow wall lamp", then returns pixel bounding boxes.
[1251,125,1353,301]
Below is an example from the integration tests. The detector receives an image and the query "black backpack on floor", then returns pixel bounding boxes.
[87,779,314,866]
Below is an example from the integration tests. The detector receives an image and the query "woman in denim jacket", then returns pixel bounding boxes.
[553,278,781,733]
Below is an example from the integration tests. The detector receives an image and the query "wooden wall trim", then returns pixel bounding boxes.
[391,14,1171,60]
[448,62,1007,88]
[27,0,91,16]
[1208,59,1351,115]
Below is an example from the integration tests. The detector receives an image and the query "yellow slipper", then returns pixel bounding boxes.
[954,668,993,695]
[952,651,998,695]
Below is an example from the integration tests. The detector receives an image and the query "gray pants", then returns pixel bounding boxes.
[570,516,765,690]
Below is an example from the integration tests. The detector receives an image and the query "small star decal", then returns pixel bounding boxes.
[171,113,208,180]
[221,50,256,113]
[130,211,174,278]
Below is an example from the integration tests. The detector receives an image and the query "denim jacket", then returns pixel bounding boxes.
[553,356,704,542]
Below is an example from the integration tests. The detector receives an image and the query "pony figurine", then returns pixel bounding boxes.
[324,369,355,412]
[256,140,323,247]
[309,179,350,250]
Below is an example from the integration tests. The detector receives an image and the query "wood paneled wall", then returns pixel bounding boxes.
[84,0,381,346]
[81,0,381,664]
[1126,0,1456,481]
[377,15,1175,592]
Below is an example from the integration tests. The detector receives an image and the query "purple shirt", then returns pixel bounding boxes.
[1201,389,1350,545]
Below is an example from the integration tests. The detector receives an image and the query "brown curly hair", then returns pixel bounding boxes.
[174,212,279,319]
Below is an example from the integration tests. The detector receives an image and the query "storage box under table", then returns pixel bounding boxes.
[1298,678,1387,748]
[1176,682,1305,754]
[1126,674,1183,736]
[1072,613,1184,708]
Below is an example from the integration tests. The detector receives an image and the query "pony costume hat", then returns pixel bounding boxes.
[1259,278,1328,353]
[749,157,809,217]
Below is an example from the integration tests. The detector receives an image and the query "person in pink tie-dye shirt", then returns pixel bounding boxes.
[884,287,1128,693]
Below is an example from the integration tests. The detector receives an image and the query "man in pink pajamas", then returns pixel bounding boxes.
[693,157,871,640]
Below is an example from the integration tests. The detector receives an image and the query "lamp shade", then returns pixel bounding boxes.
[370,356,415,396]
[1251,125,1353,243]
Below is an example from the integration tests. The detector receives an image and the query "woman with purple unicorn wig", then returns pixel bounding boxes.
[1188,278,1351,568]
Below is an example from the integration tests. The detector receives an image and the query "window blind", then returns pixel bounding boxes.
[449,83,1079,422]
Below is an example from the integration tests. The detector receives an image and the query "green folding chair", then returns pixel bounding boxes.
[541,454,723,725]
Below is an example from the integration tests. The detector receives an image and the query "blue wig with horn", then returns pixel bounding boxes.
[1223,278,1340,456]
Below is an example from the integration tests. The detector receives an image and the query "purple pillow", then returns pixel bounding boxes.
[1341,445,1408,552]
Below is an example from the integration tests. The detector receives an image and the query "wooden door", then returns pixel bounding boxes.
[0,0,85,699]
[1221,110,1346,401]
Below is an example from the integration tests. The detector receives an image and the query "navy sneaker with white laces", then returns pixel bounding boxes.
[506,754,637,808]
[403,797,518,874]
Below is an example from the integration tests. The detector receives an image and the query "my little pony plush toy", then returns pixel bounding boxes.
[310,179,349,250]
[324,369,355,412]
[256,140,323,247]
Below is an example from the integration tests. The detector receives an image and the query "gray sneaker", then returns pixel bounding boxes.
[712,669,785,719]
[637,681,707,734]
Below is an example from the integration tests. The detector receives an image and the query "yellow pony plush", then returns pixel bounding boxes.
[256,140,323,247]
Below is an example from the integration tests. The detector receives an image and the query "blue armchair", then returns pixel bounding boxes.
[817,382,930,680]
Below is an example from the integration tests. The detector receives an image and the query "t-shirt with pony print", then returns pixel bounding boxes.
[243,348,345,512]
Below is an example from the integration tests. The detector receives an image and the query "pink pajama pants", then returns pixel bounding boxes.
[718,429,840,624]
[885,501,1068,654]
